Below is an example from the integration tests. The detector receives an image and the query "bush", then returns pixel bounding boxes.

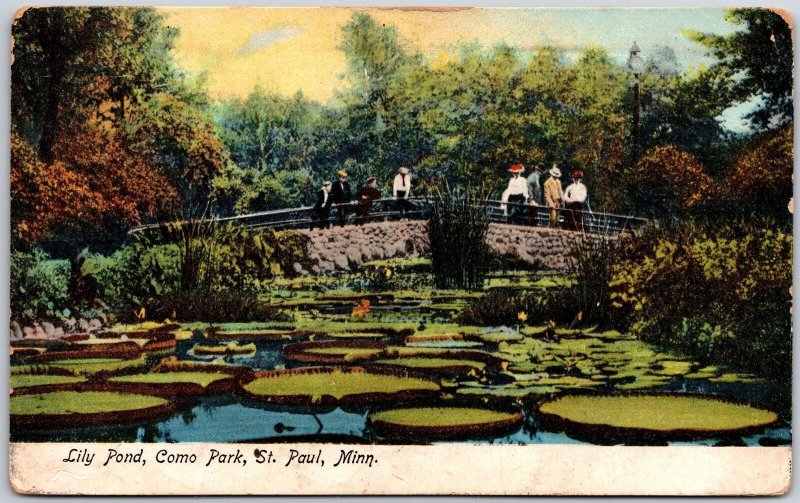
[563,234,616,326]
[10,249,71,324]
[87,243,181,320]
[609,223,792,378]
[456,288,577,327]
[148,289,289,323]
[634,145,712,220]
[428,186,490,290]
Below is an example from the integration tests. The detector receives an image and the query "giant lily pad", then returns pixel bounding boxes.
[13,355,149,376]
[536,394,780,442]
[368,406,524,440]
[191,342,257,356]
[10,374,87,394]
[10,391,178,430]
[104,371,239,396]
[284,341,388,364]
[241,367,441,406]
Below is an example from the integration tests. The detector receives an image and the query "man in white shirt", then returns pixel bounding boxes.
[392,167,414,217]
[563,169,588,231]
[501,163,529,224]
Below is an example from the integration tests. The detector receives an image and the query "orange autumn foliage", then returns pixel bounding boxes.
[11,121,177,244]
[635,145,712,218]
[714,126,793,219]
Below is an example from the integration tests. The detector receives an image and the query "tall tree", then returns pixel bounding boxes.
[686,8,793,130]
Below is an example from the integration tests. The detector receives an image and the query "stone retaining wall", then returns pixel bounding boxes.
[294,220,607,273]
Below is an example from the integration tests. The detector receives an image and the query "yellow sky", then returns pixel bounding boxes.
[160,7,729,103]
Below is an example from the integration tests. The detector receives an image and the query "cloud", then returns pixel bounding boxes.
[236,27,302,54]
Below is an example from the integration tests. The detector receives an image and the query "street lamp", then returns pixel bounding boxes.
[626,42,645,167]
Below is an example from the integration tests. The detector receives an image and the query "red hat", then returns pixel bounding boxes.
[508,164,525,173]
[571,169,583,179]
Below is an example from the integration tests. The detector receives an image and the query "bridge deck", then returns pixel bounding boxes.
[129,198,647,236]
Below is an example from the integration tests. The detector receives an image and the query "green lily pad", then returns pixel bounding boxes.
[109,371,232,388]
[368,406,524,440]
[10,391,177,430]
[537,394,780,442]
[372,357,486,372]
[10,374,87,390]
[242,367,441,406]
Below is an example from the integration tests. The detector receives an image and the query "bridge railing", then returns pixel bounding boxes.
[129,197,647,235]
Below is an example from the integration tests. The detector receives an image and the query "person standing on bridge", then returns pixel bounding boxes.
[563,169,588,232]
[311,181,333,230]
[331,170,353,227]
[501,163,529,225]
[544,164,564,228]
[527,163,544,226]
[392,167,414,218]
[355,177,381,225]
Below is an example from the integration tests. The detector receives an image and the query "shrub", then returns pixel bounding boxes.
[634,145,712,220]
[708,125,793,223]
[87,243,181,320]
[10,249,71,324]
[456,288,577,327]
[562,234,616,326]
[609,223,792,378]
[148,289,289,323]
[428,185,490,290]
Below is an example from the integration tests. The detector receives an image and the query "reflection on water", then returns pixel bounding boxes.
[12,314,792,446]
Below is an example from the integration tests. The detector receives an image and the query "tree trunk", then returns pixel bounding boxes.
[38,38,66,164]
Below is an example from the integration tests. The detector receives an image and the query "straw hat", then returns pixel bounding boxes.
[399,167,410,175]
[337,169,348,177]
[323,181,332,187]
[550,167,562,178]
[366,177,377,184]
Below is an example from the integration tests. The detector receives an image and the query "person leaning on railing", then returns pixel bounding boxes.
[393,167,414,219]
[563,170,587,232]
[355,177,381,225]
[543,164,564,228]
[330,169,353,227]
[501,163,529,225]
[310,180,333,230]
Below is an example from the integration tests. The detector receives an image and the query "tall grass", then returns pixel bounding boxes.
[562,232,617,326]
[427,185,490,290]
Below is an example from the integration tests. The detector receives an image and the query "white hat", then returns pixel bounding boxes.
[550,167,562,178]
[399,167,410,174]
[323,181,332,186]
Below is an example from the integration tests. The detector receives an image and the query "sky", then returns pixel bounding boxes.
[160,7,740,104]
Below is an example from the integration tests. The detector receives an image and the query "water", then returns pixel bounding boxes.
[12,334,791,445]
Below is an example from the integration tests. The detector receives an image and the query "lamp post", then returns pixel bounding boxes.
[626,42,645,167]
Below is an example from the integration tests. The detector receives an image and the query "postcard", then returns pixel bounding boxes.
[8,5,792,495]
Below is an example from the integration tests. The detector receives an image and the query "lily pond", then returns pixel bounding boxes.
[10,263,791,446]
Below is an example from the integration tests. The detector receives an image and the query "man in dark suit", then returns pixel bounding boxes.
[310,181,333,230]
[355,177,381,225]
[330,169,353,227]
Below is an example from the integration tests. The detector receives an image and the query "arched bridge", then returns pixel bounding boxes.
[129,198,647,274]
[130,197,647,235]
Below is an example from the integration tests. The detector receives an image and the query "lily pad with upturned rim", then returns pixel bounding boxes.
[536,394,780,442]
[368,406,524,440]
[10,391,178,430]
[241,366,441,406]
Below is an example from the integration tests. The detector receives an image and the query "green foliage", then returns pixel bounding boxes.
[148,289,289,323]
[87,243,181,320]
[563,235,616,326]
[456,288,575,327]
[686,8,793,130]
[609,223,792,378]
[428,186,490,290]
[10,250,71,324]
